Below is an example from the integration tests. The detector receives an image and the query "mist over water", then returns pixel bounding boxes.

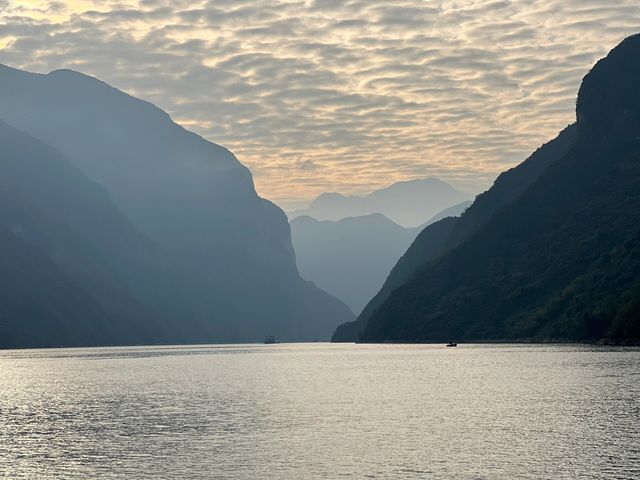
[0,344,638,479]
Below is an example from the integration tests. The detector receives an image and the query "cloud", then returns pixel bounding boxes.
[1,0,639,207]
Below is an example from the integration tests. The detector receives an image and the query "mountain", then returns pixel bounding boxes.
[331,216,460,342]
[0,65,353,346]
[418,201,475,230]
[0,228,115,348]
[291,214,413,315]
[338,34,640,344]
[291,201,471,314]
[0,120,168,347]
[333,126,578,341]
[289,178,471,227]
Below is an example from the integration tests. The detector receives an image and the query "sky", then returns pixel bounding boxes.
[1,1,640,209]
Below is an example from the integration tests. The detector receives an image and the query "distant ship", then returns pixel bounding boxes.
[446,342,457,347]
[264,335,279,344]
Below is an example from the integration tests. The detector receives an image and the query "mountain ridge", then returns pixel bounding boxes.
[0,65,353,346]
[344,34,640,344]
[289,178,471,227]
[291,202,471,314]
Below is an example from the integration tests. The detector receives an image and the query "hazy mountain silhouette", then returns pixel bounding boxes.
[0,65,353,346]
[291,214,412,315]
[0,227,119,348]
[332,216,460,342]
[289,178,471,227]
[337,34,640,344]
[0,120,170,346]
[291,201,471,314]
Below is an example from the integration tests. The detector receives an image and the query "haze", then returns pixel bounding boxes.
[2,0,640,208]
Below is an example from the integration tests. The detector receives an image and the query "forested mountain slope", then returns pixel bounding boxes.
[339,34,640,344]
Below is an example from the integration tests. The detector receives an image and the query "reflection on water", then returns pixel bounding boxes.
[0,343,638,479]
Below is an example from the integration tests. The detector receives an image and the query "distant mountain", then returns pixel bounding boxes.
[0,65,353,347]
[331,216,460,342]
[289,178,471,227]
[291,201,471,314]
[336,34,640,344]
[291,214,412,315]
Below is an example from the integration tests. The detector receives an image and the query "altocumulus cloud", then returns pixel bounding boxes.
[1,0,639,207]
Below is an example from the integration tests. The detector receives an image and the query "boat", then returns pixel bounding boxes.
[264,335,279,344]
[446,342,457,347]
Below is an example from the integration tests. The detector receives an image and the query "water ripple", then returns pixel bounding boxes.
[0,343,638,479]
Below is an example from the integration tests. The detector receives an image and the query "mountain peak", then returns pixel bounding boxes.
[0,64,354,345]
[310,192,350,206]
[346,34,640,344]
[577,33,640,139]
[291,177,470,227]
[385,177,447,187]
[48,68,89,77]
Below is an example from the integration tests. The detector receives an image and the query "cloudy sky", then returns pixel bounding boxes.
[1,1,639,208]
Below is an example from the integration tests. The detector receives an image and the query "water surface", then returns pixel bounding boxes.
[0,343,638,479]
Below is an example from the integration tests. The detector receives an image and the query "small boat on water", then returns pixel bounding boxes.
[264,335,279,344]
[446,342,457,347]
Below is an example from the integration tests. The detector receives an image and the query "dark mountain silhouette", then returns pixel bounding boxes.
[416,200,473,230]
[334,126,578,341]
[291,201,471,314]
[289,178,471,227]
[339,34,640,344]
[0,66,353,346]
